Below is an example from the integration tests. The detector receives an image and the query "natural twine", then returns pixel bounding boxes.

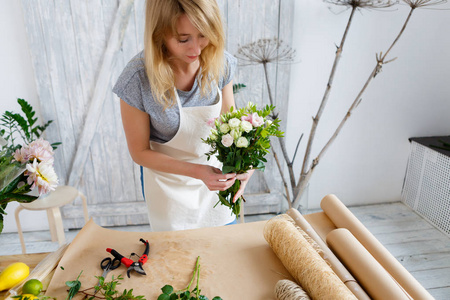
[264,215,357,300]
[275,279,311,300]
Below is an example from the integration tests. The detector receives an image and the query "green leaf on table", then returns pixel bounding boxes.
[157,294,170,300]
[65,270,83,300]
[161,285,173,295]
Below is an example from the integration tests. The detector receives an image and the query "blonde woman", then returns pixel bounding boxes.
[113,0,253,231]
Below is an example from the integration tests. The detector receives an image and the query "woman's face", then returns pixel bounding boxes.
[164,14,210,67]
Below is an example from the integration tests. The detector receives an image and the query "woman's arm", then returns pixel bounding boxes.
[120,99,236,191]
[220,81,255,202]
[221,80,235,114]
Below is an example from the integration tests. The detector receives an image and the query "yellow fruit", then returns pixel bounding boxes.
[19,294,38,299]
[0,262,30,291]
[22,279,43,296]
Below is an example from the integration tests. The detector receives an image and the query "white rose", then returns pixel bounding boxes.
[251,112,264,127]
[230,129,241,140]
[221,134,234,147]
[228,118,241,129]
[240,120,253,133]
[219,123,230,134]
[236,137,249,148]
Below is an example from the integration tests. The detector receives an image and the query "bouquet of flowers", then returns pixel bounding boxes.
[0,98,60,233]
[203,102,283,218]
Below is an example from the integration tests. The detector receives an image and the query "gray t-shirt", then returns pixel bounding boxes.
[113,50,237,143]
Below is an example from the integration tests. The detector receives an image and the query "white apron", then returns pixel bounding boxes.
[142,88,235,231]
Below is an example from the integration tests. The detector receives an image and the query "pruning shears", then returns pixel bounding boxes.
[106,238,150,278]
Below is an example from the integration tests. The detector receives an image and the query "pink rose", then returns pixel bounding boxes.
[250,112,264,127]
[206,117,217,127]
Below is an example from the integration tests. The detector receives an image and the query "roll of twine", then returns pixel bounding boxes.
[275,279,311,300]
[264,215,357,300]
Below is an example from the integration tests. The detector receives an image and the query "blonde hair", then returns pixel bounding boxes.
[144,0,225,109]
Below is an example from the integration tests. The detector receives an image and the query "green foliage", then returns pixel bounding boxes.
[0,98,60,234]
[0,98,60,155]
[232,83,246,94]
[157,257,222,300]
[65,271,83,300]
[203,102,283,217]
[62,272,145,300]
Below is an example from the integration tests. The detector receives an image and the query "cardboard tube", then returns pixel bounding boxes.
[327,228,411,300]
[287,209,370,300]
[321,194,434,300]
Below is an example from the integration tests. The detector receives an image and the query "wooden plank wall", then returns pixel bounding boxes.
[21,0,294,228]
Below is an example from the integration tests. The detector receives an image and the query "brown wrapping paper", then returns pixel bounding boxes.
[327,228,411,300]
[45,219,293,299]
[287,209,370,300]
[321,194,434,300]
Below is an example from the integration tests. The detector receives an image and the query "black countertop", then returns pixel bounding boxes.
[409,136,450,157]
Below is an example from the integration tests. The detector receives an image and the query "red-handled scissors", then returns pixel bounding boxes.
[106,238,149,278]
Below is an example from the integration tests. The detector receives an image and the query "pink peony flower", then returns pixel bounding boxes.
[25,159,58,195]
[27,138,54,164]
[13,138,54,164]
[13,147,29,164]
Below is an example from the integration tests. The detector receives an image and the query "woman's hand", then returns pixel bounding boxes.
[197,165,237,191]
[233,169,255,203]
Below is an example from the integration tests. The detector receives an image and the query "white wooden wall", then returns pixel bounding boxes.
[21,0,294,228]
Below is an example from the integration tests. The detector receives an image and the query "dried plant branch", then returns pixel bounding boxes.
[235,0,447,211]
[292,0,447,208]
[271,141,292,208]
[236,38,297,198]
[298,4,358,199]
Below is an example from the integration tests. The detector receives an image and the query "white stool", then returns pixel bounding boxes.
[14,185,89,254]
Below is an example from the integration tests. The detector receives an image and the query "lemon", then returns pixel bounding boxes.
[0,262,30,291]
[22,279,43,296]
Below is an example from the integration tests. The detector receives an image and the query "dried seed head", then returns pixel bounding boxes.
[401,0,447,8]
[324,0,398,9]
[236,37,296,66]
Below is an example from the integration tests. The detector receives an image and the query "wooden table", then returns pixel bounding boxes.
[0,253,49,299]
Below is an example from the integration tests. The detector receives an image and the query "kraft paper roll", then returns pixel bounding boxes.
[264,215,358,300]
[287,209,370,300]
[327,228,411,300]
[303,211,337,242]
[321,194,434,300]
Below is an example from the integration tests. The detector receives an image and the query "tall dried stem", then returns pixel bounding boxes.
[292,1,442,208]
[297,4,358,200]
